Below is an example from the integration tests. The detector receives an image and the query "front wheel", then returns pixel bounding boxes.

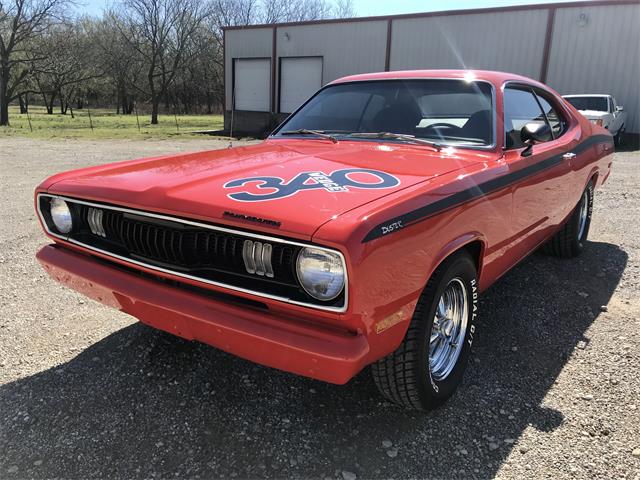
[371,252,478,410]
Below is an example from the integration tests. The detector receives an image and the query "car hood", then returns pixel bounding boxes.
[578,110,610,120]
[44,139,487,239]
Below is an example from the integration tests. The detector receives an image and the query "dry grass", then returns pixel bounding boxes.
[0,105,224,140]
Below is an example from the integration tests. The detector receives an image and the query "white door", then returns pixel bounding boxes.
[279,57,323,114]
[234,58,270,112]
[610,97,624,134]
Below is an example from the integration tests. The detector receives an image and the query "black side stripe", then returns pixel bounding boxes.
[362,135,613,243]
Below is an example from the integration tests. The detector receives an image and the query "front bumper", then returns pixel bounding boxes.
[37,244,369,384]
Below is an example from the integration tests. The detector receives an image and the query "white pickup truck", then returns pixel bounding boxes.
[563,94,627,146]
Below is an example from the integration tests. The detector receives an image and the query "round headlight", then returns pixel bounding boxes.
[50,198,73,234]
[296,247,345,301]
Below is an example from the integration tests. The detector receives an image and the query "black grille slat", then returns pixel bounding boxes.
[150,226,159,258]
[160,229,169,262]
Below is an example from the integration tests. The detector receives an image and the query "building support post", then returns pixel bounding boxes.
[540,7,557,83]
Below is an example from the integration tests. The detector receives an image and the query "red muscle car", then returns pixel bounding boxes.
[35,70,614,410]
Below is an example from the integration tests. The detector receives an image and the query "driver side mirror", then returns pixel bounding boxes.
[616,105,624,112]
[520,122,551,157]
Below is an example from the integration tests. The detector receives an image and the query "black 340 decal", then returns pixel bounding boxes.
[224,168,400,202]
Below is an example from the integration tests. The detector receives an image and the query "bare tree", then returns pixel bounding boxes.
[261,0,329,23]
[211,0,258,28]
[89,11,142,114]
[29,21,97,114]
[0,0,68,125]
[260,0,354,23]
[117,0,211,124]
[332,0,355,18]
[172,21,222,114]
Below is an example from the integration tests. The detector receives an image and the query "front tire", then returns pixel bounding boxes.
[371,252,478,410]
[544,181,593,258]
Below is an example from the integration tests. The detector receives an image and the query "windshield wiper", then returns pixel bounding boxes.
[348,132,442,151]
[280,129,338,143]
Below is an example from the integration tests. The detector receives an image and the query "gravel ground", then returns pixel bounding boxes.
[0,137,638,479]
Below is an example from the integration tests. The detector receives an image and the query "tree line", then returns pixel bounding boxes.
[0,0,354,126]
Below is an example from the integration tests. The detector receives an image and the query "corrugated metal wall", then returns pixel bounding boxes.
[224,28,273,111]
[546,3,640,132]
[224,2,640,133]
[275,21,388,86]
[389,9,549,79]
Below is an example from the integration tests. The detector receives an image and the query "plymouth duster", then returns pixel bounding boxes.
[35,70,614,410]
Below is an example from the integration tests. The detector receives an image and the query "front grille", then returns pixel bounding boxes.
[37,194,345,310]
[95,208,297,285]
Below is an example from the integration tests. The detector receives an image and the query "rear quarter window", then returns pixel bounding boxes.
[535,93,567,139]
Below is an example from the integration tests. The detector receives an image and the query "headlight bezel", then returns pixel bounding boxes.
[49,197,74,234]
[295,246,346,302]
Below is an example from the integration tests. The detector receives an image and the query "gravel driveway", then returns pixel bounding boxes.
[1,137,638,479]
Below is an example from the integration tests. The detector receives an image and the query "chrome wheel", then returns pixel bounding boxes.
[429,278,468,381]
[577,190,589,240]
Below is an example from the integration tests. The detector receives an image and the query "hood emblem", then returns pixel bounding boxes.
[223,211,281,228]
[223,168,400,202]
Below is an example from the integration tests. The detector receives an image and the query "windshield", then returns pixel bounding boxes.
[273,79,494,147]
[565,96,608,112]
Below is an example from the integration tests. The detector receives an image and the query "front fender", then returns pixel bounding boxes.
[427,233,486,287]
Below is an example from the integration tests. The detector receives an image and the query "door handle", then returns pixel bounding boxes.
[563,152,576,160]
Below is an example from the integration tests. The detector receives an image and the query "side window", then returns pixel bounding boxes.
[504,87,550,149]
[535,93,566,139]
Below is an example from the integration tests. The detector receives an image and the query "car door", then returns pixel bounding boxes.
[610,97,623,134]
[502,84,576,260]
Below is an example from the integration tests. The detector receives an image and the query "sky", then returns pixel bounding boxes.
[76,0,585,17]
[352,0,581,17]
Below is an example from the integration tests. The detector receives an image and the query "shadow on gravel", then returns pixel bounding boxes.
[0,242,627,479]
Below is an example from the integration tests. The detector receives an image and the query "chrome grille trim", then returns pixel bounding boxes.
[87,207,106,237]
[37,193,348,313]
[262,243,274,278]
[242,240,275,278]
[242,239,256,274]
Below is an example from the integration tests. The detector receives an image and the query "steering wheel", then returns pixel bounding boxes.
[423,122,461,133]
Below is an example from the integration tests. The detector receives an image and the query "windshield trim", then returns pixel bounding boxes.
[270,78,497,151]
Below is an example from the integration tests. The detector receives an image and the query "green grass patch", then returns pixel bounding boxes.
[0,105,224,140]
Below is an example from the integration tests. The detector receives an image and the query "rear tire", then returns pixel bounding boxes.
[614,126,625,147]
[544,181,593,258]
[371,252,478,410]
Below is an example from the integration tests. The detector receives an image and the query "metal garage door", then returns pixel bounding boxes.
[279,57,323,113]
[234,58,270,112]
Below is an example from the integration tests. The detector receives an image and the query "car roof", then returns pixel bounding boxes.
[330,69,546,88]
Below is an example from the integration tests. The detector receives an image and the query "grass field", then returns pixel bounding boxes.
[0,105,224,139]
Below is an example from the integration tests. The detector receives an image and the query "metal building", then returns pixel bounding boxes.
[223,0,640,136]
